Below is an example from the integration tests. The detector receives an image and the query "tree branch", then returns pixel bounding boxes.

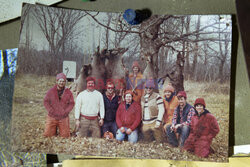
[85,11,140,34]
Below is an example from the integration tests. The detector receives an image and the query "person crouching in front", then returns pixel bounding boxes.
[183,98,219,158]
[141,79,165,142]
[115,90,141,143]
[165,91,195,147]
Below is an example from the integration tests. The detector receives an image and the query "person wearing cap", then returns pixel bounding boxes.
[127,61,144,103]
[165,91,195,147]
[102,82,119,138]
[141,79,165,142]
[75,77,105,138]
[43,73,75,138]
[162,84,178,127]
[116,90,141,143]
[183,98,219,158]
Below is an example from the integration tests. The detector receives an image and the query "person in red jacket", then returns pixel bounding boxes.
[43,73,75,138]
[116,90,141,143]
[183,98,219,158]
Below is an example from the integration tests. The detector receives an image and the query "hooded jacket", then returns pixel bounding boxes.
[116,101,141,131]
[44,85,75,120]
[183,109,220,158]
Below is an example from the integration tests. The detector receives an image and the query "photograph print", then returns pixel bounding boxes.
[11,3,232,162]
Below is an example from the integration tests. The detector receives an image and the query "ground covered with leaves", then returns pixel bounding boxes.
[11,74,230,162]
[0,76,46,167]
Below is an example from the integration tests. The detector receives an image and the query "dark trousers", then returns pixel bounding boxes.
[166,124,190,147]
[102,121,117,137]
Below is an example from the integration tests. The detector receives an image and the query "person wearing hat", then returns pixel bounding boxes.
[165,91,195,147]
[102,82,119,138]
[43,73,75,138]
[75,77,105,138]
[116,90,141,143]
[162,84,179,127]
[141,79,165,142]
[127,61,144,103]
[183,98,220,158]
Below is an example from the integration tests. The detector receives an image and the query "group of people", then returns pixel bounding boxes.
[43,61,220,158]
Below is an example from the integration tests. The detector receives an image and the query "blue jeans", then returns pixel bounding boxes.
[116,127,138,143]
[166,124,190,147]
[102,121,118,137]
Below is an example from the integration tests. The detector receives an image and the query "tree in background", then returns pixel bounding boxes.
[31,5,86,74]
[17,5,232,91]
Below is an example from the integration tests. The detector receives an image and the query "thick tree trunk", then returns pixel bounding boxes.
[185,45,190,79]
[184,16,191,80]
[192,42,198,80]
[219,59,225,83]
[192,16,201,81]
[140,15,164,78]
[175,52,185,93]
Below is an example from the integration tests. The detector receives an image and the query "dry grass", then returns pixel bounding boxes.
[11,74,230,162]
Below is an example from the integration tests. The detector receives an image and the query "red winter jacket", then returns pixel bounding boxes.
[116,101,141,131]
[44,85,75,120]
[183,109,219,158]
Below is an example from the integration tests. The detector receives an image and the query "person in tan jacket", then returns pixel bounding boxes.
[141,79,165,142]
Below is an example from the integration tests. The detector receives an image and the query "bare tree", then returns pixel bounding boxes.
[85,13,232,90]
[191,16,201,81]
[31,5,86,74]
[218,32,231,83]
[184,16,191,80]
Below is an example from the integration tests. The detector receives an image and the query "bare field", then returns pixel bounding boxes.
[11,74,230,162]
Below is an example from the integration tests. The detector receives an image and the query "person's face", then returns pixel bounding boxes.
[87,80,95,91]
[57,78,66,90]
[125,94,132,104]
[164,91,172,98]
[106,84,115,94]
[145,87,153,94]
[178,96,186,107]
[133,67,139,74]
[195,104,204,114]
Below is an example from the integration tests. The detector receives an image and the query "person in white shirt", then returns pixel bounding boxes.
[75,77,105,138]
[141,79,165,142]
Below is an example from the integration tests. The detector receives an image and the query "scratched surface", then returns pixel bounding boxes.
[0,0,63,23]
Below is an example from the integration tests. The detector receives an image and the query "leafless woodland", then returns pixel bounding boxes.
[18,4,231,91]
